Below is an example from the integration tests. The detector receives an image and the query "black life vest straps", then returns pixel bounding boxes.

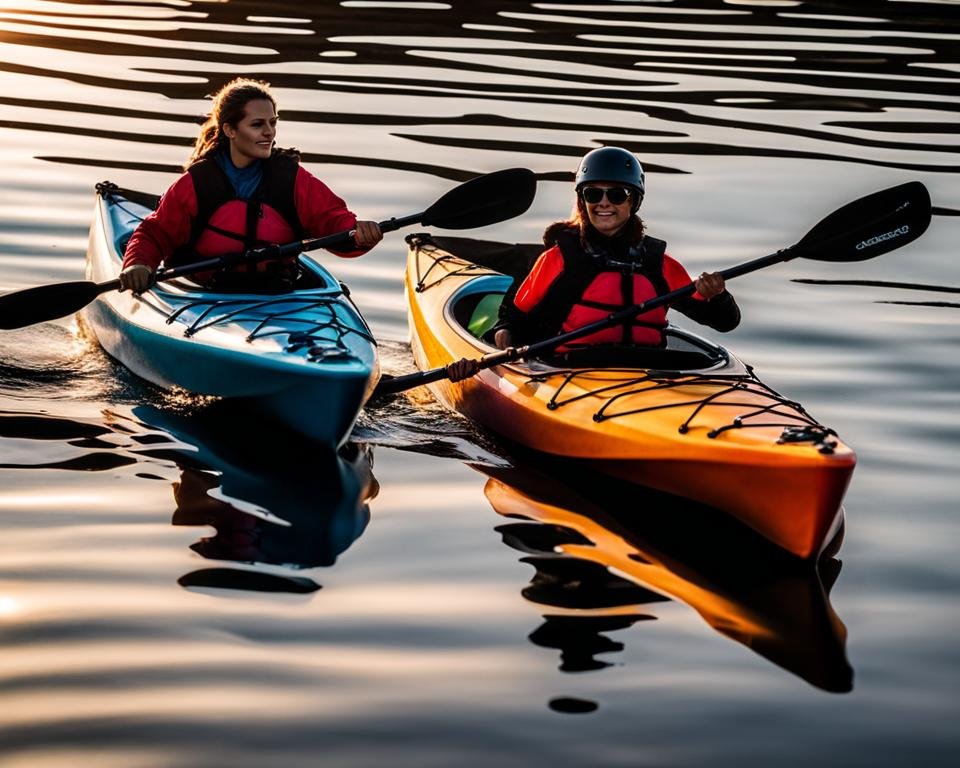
[170,148,305,267]
[202,221,254,246]
[257,148,304,239]
[243,196,262,254]
[620,266,634,344]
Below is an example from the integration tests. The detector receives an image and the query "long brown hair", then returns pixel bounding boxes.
[186,78,277,168]
[542,195,645,247]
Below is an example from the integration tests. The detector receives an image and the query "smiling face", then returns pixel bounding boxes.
[580,182,634,237]
[222,98,277,168]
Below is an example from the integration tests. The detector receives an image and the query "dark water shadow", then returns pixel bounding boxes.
[794,278,960,308]
[3,1,956,179]
[474,452,854,696]
[0,406,144,472]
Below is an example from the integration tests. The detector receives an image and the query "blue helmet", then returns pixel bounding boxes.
[574,147,645,202]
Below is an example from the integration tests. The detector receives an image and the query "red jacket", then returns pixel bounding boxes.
[123,165,366,272]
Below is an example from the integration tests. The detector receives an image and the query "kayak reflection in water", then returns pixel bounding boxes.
[444,146,741,382]
[118,77,383,295]
[173,442,377,578]
[134,403,378,594]
[477,457,853,695]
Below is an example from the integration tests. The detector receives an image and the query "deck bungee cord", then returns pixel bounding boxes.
[160,295,376,362]
[157,294,374,354]
[413,247,497,292]
[518,366,841,454]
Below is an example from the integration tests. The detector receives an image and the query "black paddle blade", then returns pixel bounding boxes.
[794,181,931,262]
[421,168,537,230]
[0,281,104,330]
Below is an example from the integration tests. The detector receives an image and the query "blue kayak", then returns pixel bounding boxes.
[82,184,379,447]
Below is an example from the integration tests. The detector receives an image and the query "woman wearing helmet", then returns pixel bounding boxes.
[492,146,739,353]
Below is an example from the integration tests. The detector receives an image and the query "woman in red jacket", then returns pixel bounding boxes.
[493,147,739,353]
[119,78,382,293]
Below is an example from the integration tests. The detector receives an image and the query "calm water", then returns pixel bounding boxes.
[1,1,958,766]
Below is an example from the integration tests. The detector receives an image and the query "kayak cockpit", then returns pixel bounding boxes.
[448,278,741,375]
[411,232,739,375]
[148,255,344,298]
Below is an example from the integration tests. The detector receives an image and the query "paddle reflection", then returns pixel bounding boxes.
[134,402,378,594]
[476,455,853,694]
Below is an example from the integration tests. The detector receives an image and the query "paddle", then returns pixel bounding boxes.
[0,167,538,330]
[374,180,931,397]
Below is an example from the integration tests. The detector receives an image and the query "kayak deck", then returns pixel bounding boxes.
[404,233,856,560]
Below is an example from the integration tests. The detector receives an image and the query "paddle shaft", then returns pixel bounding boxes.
[0,214,424,329]
[151,212,424,282]
[146,165,537,281]
[375,246,800,395]
[265,212,424,262]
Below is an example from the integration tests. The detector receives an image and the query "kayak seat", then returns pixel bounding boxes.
[466,292,503,339]
[454,291,505,342]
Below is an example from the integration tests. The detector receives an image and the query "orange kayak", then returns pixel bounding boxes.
[403,234,856,560]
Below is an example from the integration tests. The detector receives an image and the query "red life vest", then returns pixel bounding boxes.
[521,230,672,349]
[168,148,304,275]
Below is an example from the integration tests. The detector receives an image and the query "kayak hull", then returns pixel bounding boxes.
[404,234,856,560]
[82,186,378,447]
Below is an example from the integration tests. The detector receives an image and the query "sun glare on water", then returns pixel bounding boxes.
[0,596,19,616]
[0,492,110,509]
[0,0,96,12]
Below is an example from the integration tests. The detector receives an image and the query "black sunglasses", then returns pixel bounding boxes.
[579,186,632,205]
